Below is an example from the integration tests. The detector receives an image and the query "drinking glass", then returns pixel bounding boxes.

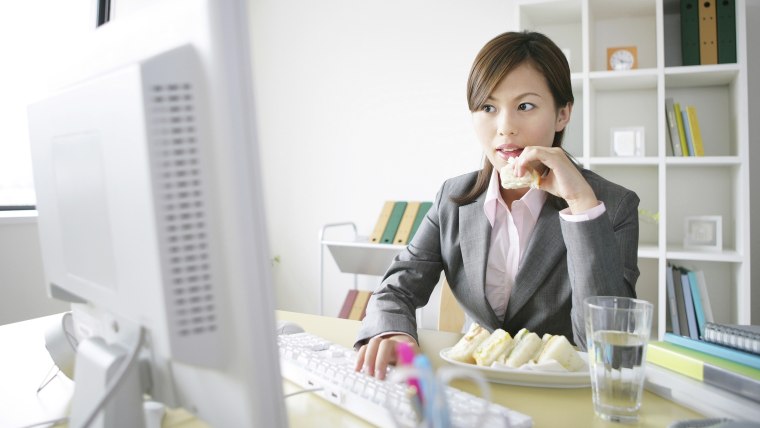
[584,296,653,423]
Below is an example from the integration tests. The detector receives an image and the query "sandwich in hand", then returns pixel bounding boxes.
[499,157,541,190]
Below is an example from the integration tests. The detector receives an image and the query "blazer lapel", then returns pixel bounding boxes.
[503,201,565,322]
[458,197,500,326]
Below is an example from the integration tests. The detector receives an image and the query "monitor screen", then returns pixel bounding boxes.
[27,0,287,426]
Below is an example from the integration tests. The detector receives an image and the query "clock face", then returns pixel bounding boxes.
[607,46,637,71]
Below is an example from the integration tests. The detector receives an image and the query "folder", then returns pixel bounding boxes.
[380,201,408,244]
[698,0,718,65]
[665,98,683,157]
[409,202,433,241]
[686,106,704,156]
[338,289,358,319]
[348,290,371,320]
[369,201,395,244]
[673,103,689,157]
[680,0,700,66]
[681,109,696,157]
[716,0,736,64]
[393,201,420,245]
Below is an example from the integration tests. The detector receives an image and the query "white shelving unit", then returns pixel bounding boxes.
[516,0,751,337]
[319,222,404,315]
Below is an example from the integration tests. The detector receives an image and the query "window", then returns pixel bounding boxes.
[0,0,91,209]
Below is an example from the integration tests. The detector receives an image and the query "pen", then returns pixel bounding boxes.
[413,354,452,428]
[396,342,423,422]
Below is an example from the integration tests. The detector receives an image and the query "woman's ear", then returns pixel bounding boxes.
[555,102,573,132]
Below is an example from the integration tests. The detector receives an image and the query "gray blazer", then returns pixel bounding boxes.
[356,169,639,350]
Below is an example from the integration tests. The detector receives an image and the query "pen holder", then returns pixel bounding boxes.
[387,365,491,428]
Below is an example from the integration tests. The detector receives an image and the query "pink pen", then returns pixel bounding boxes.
[396,342,422,402]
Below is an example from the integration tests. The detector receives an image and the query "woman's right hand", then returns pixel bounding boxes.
[354,334,420,380]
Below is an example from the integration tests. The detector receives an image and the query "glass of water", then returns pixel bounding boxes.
[584,296,653,423]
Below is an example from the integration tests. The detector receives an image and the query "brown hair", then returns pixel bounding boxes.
[452,31,574,205]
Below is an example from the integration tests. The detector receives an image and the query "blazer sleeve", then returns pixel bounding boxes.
[354,183,449,348]
[560,181,640,350]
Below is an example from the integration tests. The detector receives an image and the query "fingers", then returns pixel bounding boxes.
[354,335,418,380]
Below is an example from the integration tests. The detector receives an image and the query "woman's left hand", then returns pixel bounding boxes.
[514,146,598,214]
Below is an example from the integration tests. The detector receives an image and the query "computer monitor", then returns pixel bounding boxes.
[26,0,287,426]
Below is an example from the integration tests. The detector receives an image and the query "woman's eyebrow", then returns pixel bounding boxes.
[486,92,543,102]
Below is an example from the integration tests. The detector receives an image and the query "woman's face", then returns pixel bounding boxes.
[472,61,571,171]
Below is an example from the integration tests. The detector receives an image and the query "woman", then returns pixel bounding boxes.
[355,31,639,380]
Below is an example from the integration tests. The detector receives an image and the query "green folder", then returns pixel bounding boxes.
[681,0,700,66]
[717,0,736,64]
[408,202,433,242]
[380,202,408,244]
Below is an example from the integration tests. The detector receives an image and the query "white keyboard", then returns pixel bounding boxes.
[278,331,532,428]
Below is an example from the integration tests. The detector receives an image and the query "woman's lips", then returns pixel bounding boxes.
[496,146,522,161]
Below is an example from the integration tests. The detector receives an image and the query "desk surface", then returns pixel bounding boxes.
[0,311,702,428]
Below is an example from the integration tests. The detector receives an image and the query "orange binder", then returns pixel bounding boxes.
[369,201,394,244]
[348,290,371,320]
[393,201,420,245]
[699,0,718,65]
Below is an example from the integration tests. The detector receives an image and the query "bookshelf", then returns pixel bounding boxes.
[516,0,751,338]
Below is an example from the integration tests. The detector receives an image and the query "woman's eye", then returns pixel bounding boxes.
[482,105,496,113]
[518,103,535,111]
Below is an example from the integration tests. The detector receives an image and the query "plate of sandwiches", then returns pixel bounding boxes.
[439,323,591,388]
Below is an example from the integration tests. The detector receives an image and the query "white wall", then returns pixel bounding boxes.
[248,0,516,317]
[748,3,760,322]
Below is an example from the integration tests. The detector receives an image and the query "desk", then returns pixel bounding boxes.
[0,311,702,428]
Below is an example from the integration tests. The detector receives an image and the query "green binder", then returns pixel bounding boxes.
[716,0,736,64]
[408,202,433,242]
[681,0,700,66]
[380,202,408,244]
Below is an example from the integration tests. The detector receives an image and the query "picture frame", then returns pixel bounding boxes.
[683,216,722,251]
[610,127,645,157]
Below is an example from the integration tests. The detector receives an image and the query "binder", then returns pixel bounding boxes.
[680,0,700,65]
[338,289,358,319]
[681,270,699,340]
[716,0,736,64]
[664,332,760,371]
[665,265,681,335]
[665,98,683,157]
[694,270,714,323]
[393,201,420,245]
[686,106,705,156]
[704,323,760,355]
[380,201,408,244]
[672,267,690,337]
[369,201,395,244]
[698,0,718,65]
[647,341,760,404]
[673,103,689,156]
[680,109,696,157]
[348,290,371,320]
[687,270,707,337]
[409,202,433,241]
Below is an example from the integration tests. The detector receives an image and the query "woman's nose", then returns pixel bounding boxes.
[497,111,516,136]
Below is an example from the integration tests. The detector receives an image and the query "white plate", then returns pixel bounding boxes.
[439,347,591,388]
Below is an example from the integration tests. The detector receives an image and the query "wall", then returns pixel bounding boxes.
[248,0,517,318]
[748,3,760,322]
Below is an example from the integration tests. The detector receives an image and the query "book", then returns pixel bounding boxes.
[716,0,737,64]
[648,340,760,404]
[393,201,420,245]
[685,106,704,156]
[664,98,683,157]
[408,201,432,242]
[680,0,700,66]
[664,332,760,371]
[645,360,760,420]
[673,103,689,157]
[380,201,408,244]
[687,270,707,338]
[680,109,696,157]
[680,269,699,339]
[671,266,690,337]
[665,265,681,335]
[703,323,760,355]
[698,0,718,65]
[369,201,395,244]
[338,289,358,319]
[694,270,714,325]
[348,290,372,321]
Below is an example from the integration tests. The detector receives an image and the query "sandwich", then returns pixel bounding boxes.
[472,329,514,366]
[536,334,586,372]
[446,323,490,364]
[499,157,541,190]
